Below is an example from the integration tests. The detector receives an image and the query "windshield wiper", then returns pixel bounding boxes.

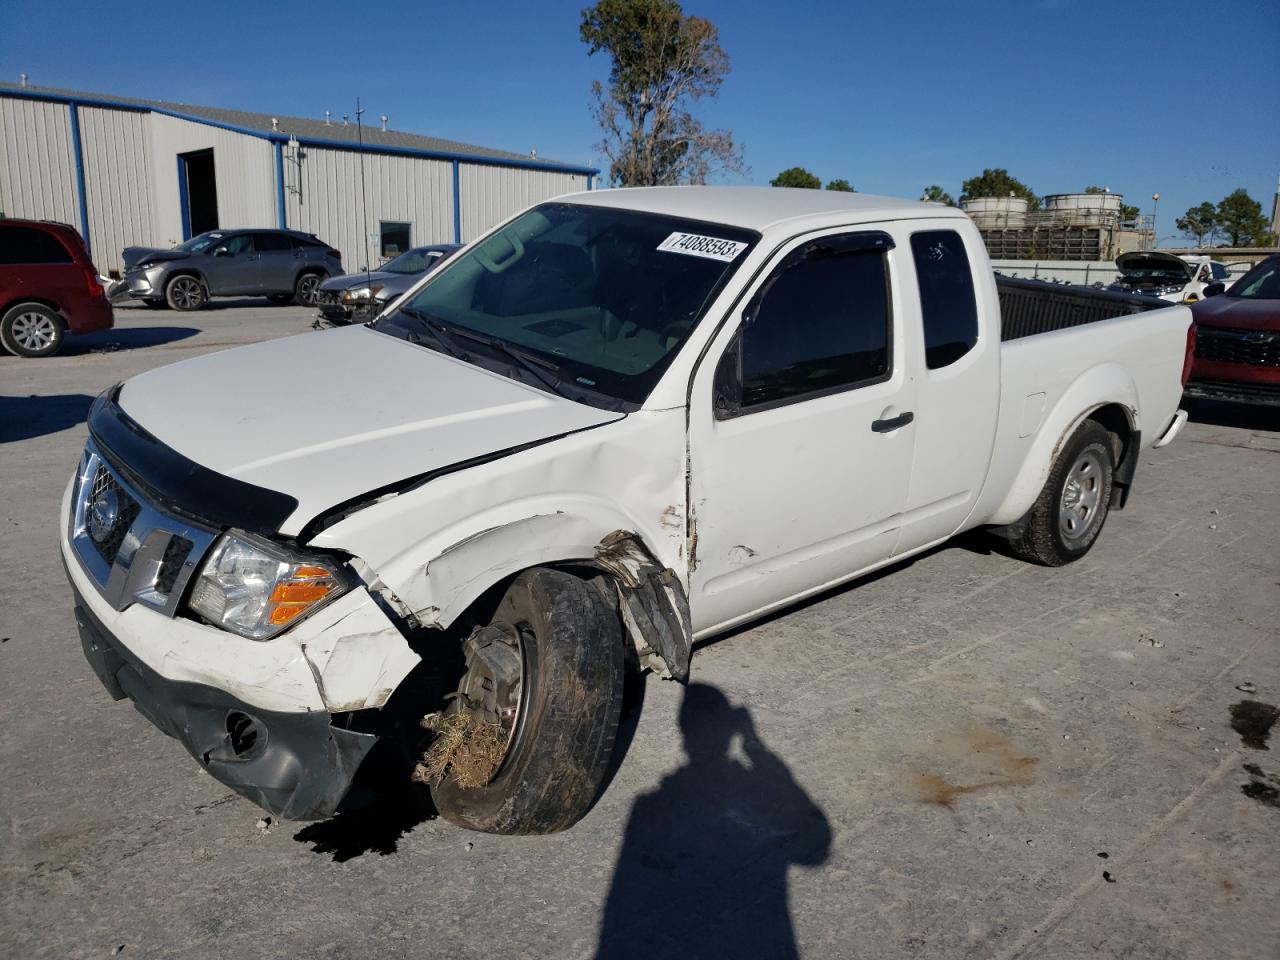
[441,324,578,400]
[390,306,471,362]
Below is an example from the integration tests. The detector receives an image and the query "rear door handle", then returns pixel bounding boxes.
[871,412,914,433]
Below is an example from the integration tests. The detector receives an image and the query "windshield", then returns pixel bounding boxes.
[1228,258,1280,300]
[382,248,442,274]
[174,232,226,253]
[374,203,758,406]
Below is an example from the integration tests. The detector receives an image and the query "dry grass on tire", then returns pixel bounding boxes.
[414,712,509,790]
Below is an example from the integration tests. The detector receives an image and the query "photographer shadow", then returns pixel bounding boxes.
[595,682,831,960]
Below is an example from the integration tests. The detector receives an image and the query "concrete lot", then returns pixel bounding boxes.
[2,305,1278,960]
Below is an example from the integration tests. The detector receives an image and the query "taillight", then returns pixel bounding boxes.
[84,266,105,300]
[1181,321,1196,387]
[327,249,341,260]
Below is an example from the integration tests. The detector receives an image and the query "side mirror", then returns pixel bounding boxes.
[1203,282,1225,297]
[214,247,232,257]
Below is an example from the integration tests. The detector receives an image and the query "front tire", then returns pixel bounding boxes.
[1,303,65,357]
[1007,420,1115,566]
[428,569,624,835]
[165,275,206,311]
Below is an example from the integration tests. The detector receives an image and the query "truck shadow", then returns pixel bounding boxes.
[595,682,831,959]
[0,393,95,442]
[292,742,438,863]
[1186,399,1280,432]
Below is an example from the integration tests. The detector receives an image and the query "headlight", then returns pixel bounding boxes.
[341,285,383,302]
[188,531,350,639]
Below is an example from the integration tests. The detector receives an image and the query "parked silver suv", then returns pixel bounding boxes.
[117,229,342,311]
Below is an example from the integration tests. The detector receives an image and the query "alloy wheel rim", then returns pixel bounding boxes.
[1059,449,1104,541]
[172,278,201,308]
[12,312,57,351]
[299,276,319,304]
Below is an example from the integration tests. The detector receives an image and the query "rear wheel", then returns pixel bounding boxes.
[165,275,206,311]
[294,273,322,307]
[1,303,64,357]
[425,568,624,835]
[1007,420,1115,566]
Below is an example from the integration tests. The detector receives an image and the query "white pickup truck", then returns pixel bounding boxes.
[62,188,1194,834]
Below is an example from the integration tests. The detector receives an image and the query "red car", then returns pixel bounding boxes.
[0,219,114,357]
[1186,254,1280,408]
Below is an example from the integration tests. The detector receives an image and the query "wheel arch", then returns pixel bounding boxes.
[2,297,65,320]
[370,511,691,681]
[989,363,1139,526]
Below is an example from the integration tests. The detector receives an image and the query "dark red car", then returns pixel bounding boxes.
[1186,254,1280,408]
[0,219,114,357]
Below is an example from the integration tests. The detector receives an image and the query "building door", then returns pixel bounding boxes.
[178,149,218,239]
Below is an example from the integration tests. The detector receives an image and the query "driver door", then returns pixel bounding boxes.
[687,227,917,634]
[203,234,259,294]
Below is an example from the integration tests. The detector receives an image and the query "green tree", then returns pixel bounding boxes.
[825,178,855,192]
[1215,189,1275,247]
[770,167,821,189]
[1175,201,1219,248]
[960,168,1039,210]
[919,184,955,206]
[581,0,746,186]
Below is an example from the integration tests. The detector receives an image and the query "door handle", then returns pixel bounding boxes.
[871,412,914,433]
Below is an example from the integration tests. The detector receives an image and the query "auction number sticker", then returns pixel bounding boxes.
[657,232,747,262]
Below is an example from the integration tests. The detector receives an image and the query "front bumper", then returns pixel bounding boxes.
[315,294,381,325]
[69,577,376,820]
[1185,378,1280,407]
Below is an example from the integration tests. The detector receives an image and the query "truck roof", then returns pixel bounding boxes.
[561,186,963,233]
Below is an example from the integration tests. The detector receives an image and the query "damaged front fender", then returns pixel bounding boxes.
[594,531,692,682]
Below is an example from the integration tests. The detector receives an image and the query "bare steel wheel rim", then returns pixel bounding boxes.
[453,622,528,780]
[11,311,58,351]
[298,275,319,305]
[170,277,202,309]
[1059,448,1105,541]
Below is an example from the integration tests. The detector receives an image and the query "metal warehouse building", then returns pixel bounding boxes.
[0,82,597,275]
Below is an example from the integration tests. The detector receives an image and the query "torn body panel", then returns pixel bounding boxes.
[298,596,423,712]
[594,531,692,681]
[309,409,690,638]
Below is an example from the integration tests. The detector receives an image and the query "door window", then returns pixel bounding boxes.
[733,237,891,412]
[253,233,294,252]
[221,235,253,255]
[0,226,73,264]
[910,230,978,369]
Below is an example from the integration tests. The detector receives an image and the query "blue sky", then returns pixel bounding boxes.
[2,0,1277,242]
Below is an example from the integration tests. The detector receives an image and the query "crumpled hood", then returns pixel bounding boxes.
[123,246,189,269]
[116,325,622,535]
[1190,294,1280,332]
[319,269,402,293]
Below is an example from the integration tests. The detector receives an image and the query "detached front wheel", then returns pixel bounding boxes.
[1007,419,1116,566]
[425,568,624,835]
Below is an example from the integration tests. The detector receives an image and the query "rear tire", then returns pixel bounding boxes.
[1007,420,1115,566]
[294,272,322,307]
[1,303,64,357]
[429,568,624,835]
[165,275,206,311]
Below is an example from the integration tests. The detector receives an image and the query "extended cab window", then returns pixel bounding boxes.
[911,230,978,369]
[738,239,891,409]
[0,226,74,265]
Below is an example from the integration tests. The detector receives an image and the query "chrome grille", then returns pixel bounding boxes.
[69,442,218,617]
[87,464,141,566]
[1194,327,1280,368]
